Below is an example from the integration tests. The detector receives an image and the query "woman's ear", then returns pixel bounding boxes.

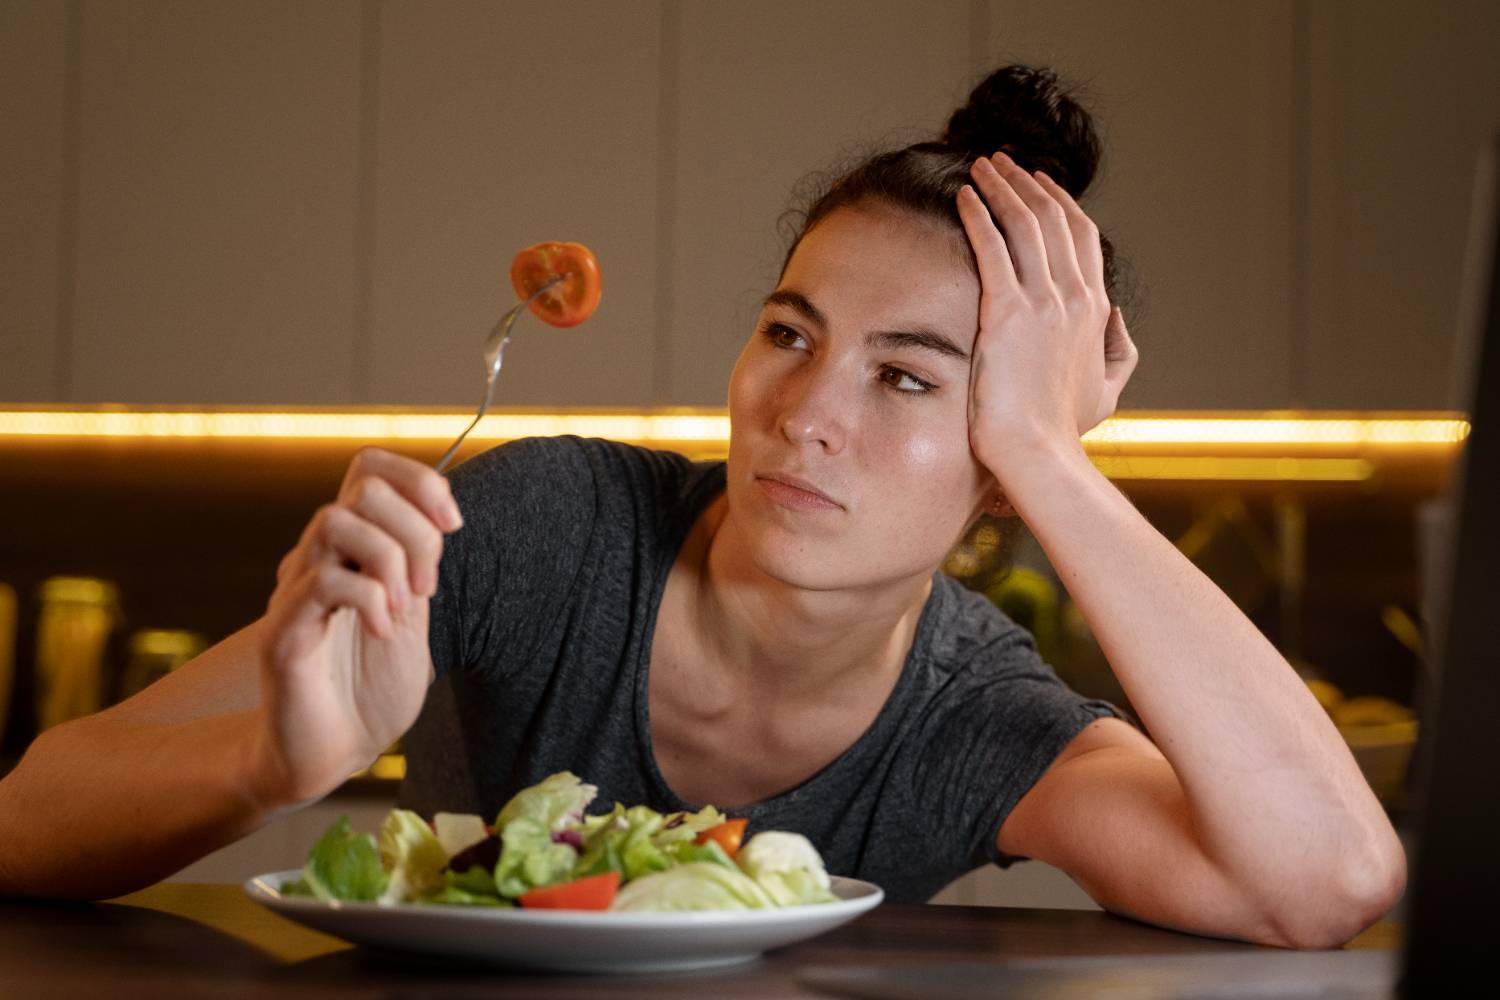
[986,487,1017,519]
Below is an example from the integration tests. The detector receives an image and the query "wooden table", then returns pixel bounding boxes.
[0,884,1398,998]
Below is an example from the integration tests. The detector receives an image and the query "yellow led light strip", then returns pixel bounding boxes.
[0,409,1470,448]
[0,410,731,443]
[1083,416,1469,447]
[1090,456,1376,482]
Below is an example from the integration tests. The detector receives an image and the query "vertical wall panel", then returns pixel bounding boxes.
[368,1,661,406]
[985,0,1298,410]
[1306,0,1500,409]
[70,0,362,404]
[0,0,69,400]
[669,0,974,406]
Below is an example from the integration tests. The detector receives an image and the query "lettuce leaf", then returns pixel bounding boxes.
[662,838,736,870]
[415,884,513,907]
[376,808,449,904]
[652,804,728,848]
[493,816,578,898]
[298,814,388,902]
[495,771,597,832]
[735,831,836,906]
[610,862,777,912]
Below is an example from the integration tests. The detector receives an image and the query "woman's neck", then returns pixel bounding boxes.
[680,495,934,700]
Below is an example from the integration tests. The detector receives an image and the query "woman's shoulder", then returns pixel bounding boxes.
[447,435,723,536]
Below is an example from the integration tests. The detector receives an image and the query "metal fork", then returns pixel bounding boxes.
[434,274,565,473]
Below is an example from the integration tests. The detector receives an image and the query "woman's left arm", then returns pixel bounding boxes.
[957,153,1406,950]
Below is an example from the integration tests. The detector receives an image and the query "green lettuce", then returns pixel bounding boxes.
[493,816,578,898]
[735,831,836,906]
[495,771,597,832]
[296,814,388,902]
[415,884,512,907]
[662,838,736,870]
[444,863,505,900]
[610,861,777,912]
[652,804,728,848]
[570,804,681,882]
[377,808,449,904]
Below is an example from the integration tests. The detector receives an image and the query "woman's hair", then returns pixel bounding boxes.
[777,64,1132,311]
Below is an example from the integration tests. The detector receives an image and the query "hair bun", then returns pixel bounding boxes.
[942,65,1101,199]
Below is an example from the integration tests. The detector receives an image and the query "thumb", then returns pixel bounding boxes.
[1104,306,1135,363]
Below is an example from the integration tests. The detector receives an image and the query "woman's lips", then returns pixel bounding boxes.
[755,473,844,511]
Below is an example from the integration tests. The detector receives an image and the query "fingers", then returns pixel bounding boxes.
[338,447,463,535]
[1033,170,1106,294]
[342,474,447,598]
[1089,307,1140,432]
[957,184,1019,296]
[968,153,1103,301]
[1104,306,1138,366]
[271,447,463,653]
[967,156,1053,286]
[269,563,395,667]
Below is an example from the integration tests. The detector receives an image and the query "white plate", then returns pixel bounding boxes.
[243,869,884,973]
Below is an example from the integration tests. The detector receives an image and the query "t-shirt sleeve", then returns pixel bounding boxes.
[911,624,1124,871]
[426,436,599,681]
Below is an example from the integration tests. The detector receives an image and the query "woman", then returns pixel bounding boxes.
[0,66,1403,948]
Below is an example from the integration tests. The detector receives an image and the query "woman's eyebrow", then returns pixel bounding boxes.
[762,289,970,363]
[763,289,828,327]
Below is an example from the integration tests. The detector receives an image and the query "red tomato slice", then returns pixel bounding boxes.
[509,241,602,328]
[518,871,621,911]
[695,818,749,859]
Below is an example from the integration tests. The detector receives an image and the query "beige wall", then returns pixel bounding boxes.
[3,0,1497,408]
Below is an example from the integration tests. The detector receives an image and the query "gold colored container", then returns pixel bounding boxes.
[0,582,16,743]
[119,629,207,699]
[35,576,120,731]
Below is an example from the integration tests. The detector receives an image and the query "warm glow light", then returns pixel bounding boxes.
[1090,456,1376,482]
[0,408,1470,451]
[1083,416,1469,447]
[0,409,733,444]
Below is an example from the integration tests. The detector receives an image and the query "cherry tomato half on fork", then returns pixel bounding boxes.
[510,241,602,328]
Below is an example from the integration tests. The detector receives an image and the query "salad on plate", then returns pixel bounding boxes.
[282,771,838,913]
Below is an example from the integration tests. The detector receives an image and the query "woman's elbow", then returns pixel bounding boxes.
[1271,842,1407,950]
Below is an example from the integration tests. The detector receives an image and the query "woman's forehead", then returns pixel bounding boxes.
[777,205,979,339]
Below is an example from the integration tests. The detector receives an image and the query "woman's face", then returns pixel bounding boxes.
[725,202,994,592]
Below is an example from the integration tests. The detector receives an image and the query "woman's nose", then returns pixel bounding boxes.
[778,367,848,455]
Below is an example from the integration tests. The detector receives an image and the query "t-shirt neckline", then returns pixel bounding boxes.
[631,458,948,817]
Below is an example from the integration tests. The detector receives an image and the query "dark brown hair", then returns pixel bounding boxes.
[777,64,1132,310]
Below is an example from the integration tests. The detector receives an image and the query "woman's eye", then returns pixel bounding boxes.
[880,366,936,394]
[762,322,806,350]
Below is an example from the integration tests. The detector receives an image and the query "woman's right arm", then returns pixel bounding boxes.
[0,448,463,901]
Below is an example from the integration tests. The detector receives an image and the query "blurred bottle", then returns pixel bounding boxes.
[35,576,121,732]
[985,567,1061,664]
[0,581,16,745]
[119,629,207,700]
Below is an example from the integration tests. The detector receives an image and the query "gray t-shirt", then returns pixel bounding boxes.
[398,435,1122,903]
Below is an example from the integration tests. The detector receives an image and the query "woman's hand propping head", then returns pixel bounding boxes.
[956,153,1139,476]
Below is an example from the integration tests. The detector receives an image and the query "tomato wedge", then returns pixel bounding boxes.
[518,871,620,911]
[510,241,602,328]
[695,818,749,859]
